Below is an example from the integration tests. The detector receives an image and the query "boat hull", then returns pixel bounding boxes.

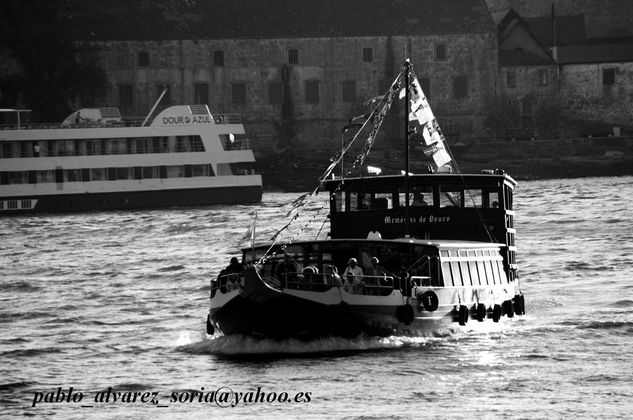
[0,185,262,215]
[209,267,521,340]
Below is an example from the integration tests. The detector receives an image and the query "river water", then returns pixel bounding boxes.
[1,175,632,419]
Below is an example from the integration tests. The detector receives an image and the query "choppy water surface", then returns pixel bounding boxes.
[1,176,632,419]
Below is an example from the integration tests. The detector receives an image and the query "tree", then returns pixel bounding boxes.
[0,0,108,121]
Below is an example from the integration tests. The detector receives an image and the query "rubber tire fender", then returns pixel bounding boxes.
[420,290,439,312]
[492,304,502,322]
[458,305,469,326]
[476,303,486,322]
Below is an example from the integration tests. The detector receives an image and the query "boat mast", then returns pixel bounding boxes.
[404,59,411,237]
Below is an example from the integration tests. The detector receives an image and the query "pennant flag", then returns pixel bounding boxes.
[240,211,257,247]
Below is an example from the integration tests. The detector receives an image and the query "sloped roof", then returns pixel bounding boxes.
[499,49,554,67]
[523,15,586,47]
[557,44,633,64]
[74,0,496,41]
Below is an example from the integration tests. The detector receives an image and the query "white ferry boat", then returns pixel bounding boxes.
[0,105,262,214]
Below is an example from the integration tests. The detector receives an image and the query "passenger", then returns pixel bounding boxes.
[224,257,243,291]
[325,265,342,287]
[412,191,428,206]
[343,258,365,294]
[302,265,319,290]
[276,253,298,286]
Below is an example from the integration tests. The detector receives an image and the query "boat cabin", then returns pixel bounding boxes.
[227,238,509,297]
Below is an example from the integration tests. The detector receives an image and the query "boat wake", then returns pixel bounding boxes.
[175,331,453,357]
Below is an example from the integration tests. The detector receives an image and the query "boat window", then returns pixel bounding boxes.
[1,142,16,158]
[372,193,392,209]
[439,189,463,208]
[450,261,462,286]
[440,250,449,258]
[464,189,483,207]
[36,170,55,183]
[459,259,471,286]
[142,166,160,179]
[487,191,500,208]
[64,169,81,182]
[166,165,184,178]
[116,167,133,180]
[334,191,345,212]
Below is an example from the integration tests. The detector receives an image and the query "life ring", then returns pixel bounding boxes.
[206,316,214,335]
[419,290,439,312]
[492,304,502,322]
[476,303,486,322]
[458,305,469,326]
[396,304,415,325]
[504,300,515,318]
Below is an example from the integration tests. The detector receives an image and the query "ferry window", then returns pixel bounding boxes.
[184,165,193,178]
[65,169,80,182]
[194,83,208,104]
[167,165,184,178]
[56,141,66,156]
[342,80,356,103]
[0,172,8,185]
[213,50,224,66]
[335,191,345,212]
[305,80,320,104]
[459,252,471,285]
[232,83,246,105]
[81,169,90,182]
[176,136,188,152]
[134,167,142,180]
[159,166,167,178]
[485,259,496,285]
[362,47,373,62]
[411,187,432,207]
[192,164,210,177]
[36,170,55,183]
[91,168,107,181]
[464,189,483,207]
[348,192,358,211]
[492,259,501,284]
[288,48,299,65]
[138,51,149,67]
[142,166,159,179]
[9,171,27,184]
[116,167,133,180]
[216,163,233,176]
[1,142,16,158]
[453,76,468,99]
[439,190,463,208]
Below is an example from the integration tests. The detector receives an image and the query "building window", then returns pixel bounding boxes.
[362,47,373,62]
[288,49,299,65]
[118,84,134,109]
[157,84,171,106]
[213,50,224,66]
[194,83,208,104]
[305,80,320,104]
[453,77,468,98]
[506,71,516,88]
[603,68,615,86]
[419,77,431,98]
[232,83,246,104]
[538,69,548,86]
[269,82,282,104]
[138,51,149,67]
[435,44,446,60]
[341,80,356,103]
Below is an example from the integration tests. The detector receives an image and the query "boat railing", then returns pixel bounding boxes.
[279,272,397,296]
[0,113,242,130]
[210,272,242,298]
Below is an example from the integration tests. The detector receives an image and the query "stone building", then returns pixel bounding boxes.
[84,0,498,153]
[495,7,633,138]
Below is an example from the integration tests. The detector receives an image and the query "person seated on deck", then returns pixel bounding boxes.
[412,191,428,206]
[343,258,365,294]
[325,265,342,288]
[276,253,298,287]
[225,257,244,291]
[301,265,320,290]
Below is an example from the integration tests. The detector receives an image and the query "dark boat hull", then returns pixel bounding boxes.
[0,185,262,215]
[209,267,520,340]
